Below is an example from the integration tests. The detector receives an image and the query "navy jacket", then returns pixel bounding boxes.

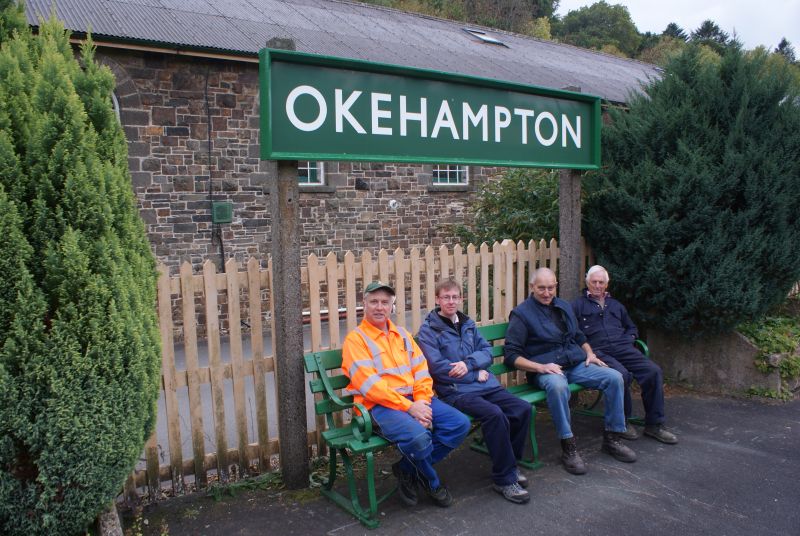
[417,309,501,399]
[571,291,638,355]
[503,295,587,380]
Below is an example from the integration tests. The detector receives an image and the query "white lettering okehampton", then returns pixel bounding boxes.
[284,85,582,149]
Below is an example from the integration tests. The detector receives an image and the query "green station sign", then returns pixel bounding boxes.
[259,49,601,169]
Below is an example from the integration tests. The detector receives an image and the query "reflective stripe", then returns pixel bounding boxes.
[348,359,375,379]
[410,354,426,367]
[358,374,382,395]
[394,385,413,395]
[355,327,385,373]
[414,369,431,381]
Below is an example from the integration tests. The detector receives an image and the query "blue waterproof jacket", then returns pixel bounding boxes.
[417,309,501,399]
[571,290,638,355]
[503,295,587,375]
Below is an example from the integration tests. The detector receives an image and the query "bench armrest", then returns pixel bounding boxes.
[311,352,375,442]
[635,339,650,358]
[350,402,374,441]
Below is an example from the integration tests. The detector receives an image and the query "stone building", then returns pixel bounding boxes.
[25,0,660,272]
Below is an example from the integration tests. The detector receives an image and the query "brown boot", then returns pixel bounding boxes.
[602,431,637,462]
[560,437,587,475]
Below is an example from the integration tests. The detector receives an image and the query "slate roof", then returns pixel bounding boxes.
[24,0,660,104]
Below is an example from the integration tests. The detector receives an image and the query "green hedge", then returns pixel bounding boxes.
[0,7,160,535]
[584,45,800,335]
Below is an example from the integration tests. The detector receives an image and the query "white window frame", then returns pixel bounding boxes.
[298,161,325,186]
[431,164,469,185]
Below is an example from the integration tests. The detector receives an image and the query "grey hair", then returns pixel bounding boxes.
[585,265,609,283]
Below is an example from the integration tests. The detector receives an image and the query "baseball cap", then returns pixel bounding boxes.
[364,281,395,295]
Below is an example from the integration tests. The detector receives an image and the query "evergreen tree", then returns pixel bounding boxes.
[583,45,800,336]
[662,22,688,42]
[690,19,730,54]
[775,37,796,64]
[0,8,160,535]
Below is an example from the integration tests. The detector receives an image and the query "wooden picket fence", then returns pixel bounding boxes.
[126,238,594,501]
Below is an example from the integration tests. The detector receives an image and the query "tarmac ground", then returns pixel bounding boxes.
[125,390,800,536]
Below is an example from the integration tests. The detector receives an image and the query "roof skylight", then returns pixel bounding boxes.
[463,28,508,47]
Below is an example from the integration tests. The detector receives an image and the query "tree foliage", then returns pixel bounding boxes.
[583,45,800,336]
[662,22,688,42]
[0,9,160,535]
[554,1,640,56]
[452,169,559,246]
[361,0,558,35]
[690,19,730,53]
[775,37,796,64]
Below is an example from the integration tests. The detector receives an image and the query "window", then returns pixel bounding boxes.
[298,161,324,185]
[432,164,468,185]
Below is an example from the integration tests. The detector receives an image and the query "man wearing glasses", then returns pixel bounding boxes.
[504,268,635,475]
[417,280,532,504]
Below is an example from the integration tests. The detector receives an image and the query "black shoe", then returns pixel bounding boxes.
[514,468,529,489]
[560,437,587,475]
[644,425,678,444]
[493,482,530,504]
[392,461,418,506]
[602,431,637,462]
[427,484,453,507]
[620,424,639,441]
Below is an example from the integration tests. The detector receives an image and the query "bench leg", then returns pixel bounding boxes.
[318,447,395,529]
[518,406,543,470]
[470,407,543,471]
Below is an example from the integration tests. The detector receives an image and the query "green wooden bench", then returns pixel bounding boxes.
[472,322,648,469]
[304,349,394,528]
[303,322,649,527]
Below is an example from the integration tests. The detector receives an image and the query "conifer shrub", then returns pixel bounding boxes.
[584,45,800,335]
[0,6,160,534]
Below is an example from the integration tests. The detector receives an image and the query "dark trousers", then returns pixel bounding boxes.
[448,387,532,486]
[597,347,666,426]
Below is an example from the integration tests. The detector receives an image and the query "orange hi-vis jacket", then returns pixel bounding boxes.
[342,318,434,412]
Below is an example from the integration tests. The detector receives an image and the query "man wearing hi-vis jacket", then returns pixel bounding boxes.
[342,281,470,508]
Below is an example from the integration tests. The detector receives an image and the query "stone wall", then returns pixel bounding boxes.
[100,49,498,274]
[647,330,781,396]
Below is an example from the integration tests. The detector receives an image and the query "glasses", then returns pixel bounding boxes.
[438,295,462,302]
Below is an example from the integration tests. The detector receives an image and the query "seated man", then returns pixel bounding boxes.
[571,265,677,444]
[342,281,471,508]
[504,268,636,475]
[417,280,532,504]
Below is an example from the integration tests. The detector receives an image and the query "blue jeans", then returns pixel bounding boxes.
[370,397,470,490]
[535,363,626,439]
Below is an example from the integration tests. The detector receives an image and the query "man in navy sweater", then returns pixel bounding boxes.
[417,280,531,504]
[571,265,677,444]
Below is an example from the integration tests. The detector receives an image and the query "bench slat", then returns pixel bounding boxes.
[478,322,508,342]
[309,374,350,394]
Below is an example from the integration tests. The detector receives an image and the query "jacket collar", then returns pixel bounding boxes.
[359,317,400,338]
